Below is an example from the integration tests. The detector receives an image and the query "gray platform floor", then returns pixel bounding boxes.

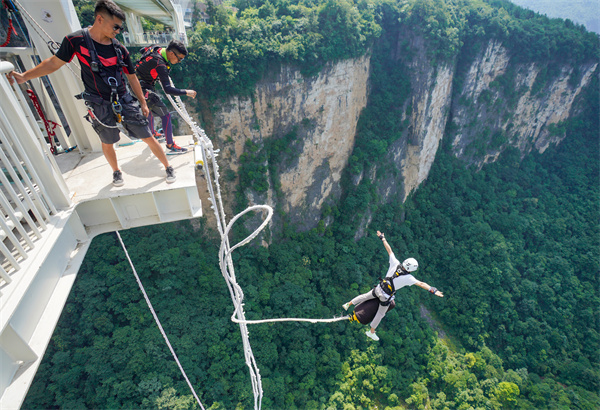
[55,135,197,204]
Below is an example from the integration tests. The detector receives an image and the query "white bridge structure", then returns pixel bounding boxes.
[0,0,200,408]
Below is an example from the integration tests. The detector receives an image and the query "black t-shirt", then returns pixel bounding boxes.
[55,29,135,100]
[135,47,186,96]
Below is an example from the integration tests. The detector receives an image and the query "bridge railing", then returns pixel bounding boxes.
[121,31,186,47]
[0,61,71,286]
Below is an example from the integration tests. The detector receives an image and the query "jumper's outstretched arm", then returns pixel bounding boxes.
[376,230,393,256]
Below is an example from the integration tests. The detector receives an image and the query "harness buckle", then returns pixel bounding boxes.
[111,100,123,122]
[107,76,118,88]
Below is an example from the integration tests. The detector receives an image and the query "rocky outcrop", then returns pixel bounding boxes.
[401,59,454,200]
[451,41,598,166]
[208,55,371,228]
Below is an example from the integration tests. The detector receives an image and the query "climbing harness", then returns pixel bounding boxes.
[75,92,120,130]
[379,267,406,297]
[81,28,125,122]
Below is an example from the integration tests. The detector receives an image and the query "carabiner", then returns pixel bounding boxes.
[107,76,118,88]
[112,100,123,114]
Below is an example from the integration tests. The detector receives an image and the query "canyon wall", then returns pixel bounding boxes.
[202,34,597,231]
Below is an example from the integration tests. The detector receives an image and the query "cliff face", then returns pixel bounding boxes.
[377,33,455,202]
[205,33,596,231]
[208,55,371,228]
[375,36,597,203]
[451,40,598,166]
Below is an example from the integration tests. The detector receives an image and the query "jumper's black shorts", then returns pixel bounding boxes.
[83,93,151,144]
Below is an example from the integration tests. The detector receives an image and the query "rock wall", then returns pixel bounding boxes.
[208,55,371,228]
[451,41,598,166]
[203,34,596,232]
[371,33,455,202]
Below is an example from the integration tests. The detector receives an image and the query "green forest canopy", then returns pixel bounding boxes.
[166,0,599,100]
[24,77,599,408]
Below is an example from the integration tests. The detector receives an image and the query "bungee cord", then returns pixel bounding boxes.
[166,89,351,409]
[6,3,348,408]
[218,205,350,325]
[115,231,206,410]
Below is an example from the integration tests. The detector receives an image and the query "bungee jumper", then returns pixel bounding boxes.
[343,230,444,341]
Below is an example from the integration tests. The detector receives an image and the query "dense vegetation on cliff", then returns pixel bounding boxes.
[24,0,599,409]
[169,0,598,101]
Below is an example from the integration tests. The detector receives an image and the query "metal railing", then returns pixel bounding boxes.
[0,60,71,285]
[121,31,186,47]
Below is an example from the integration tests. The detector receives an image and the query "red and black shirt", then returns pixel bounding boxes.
[135,47,186,96]
[55,29,134,101]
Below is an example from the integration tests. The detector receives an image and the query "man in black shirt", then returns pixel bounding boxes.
[7,0,176,187]
[135,40,196,154]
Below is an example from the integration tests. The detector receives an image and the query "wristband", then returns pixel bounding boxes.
[378,234,385,240]
[429,287,438,294]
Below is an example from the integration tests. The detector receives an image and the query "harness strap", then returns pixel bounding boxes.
[373,285,394,306]
[82,28,126,97]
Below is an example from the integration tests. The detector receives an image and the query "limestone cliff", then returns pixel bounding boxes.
[202,34,596,232]
[450,40,598,166]
[373,36,597,203]
[206,55,370,229]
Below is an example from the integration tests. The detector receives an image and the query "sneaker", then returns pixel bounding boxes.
[166,143,188,155]
[165,166,176,183]
[112,170,124,187]
[365,330,379,341]
[154,134,166,143]
[342,302,351,311]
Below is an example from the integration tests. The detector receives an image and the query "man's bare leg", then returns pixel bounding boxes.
[102,142,119,171]
[142,135,170,168]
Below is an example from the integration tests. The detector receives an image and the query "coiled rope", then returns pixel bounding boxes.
[165,89,349,410]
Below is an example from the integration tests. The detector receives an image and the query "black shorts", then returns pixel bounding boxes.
[84,93,152,144]
[145,90,170,117]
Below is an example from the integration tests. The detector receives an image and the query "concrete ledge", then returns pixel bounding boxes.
[0,136,202,408]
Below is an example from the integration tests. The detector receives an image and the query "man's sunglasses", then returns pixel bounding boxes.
[113,24,124,32]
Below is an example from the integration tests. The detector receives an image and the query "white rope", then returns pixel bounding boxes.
[166,91,265,409]
[115,231,206,410]
[218,205,349,325]
[166,91,352,409]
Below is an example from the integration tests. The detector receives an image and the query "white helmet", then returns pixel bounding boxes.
[402,258,419,272]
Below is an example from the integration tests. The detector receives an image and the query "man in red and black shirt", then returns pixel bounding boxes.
[7,0,175,187]
[135,40,196,154]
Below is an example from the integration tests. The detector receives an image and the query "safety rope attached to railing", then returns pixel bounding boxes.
[165,90,351,409]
